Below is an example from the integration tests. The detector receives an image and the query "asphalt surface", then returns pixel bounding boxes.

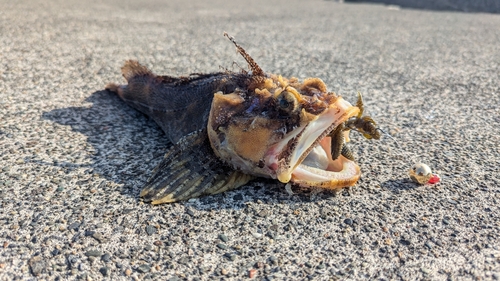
[1,0,499,280]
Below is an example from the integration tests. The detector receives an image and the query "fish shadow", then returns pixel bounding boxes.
[41,90,170,200]
[191,179,354,211]
[41,90,352,209]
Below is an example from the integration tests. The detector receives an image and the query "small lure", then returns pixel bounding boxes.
[409,163,440,185]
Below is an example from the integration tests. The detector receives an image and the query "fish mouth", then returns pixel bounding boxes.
[268,97,361,189]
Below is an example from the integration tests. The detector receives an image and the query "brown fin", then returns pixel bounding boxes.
[329,123,345,161]
[140,129,254,204]
[121,60,154,81]
[341,144,355,161]
[355,92,364,118]
[104,82,126,99]
[104,83,120,93]
[104,60,154,97]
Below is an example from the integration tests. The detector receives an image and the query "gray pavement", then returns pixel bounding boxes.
[1,0,499,280]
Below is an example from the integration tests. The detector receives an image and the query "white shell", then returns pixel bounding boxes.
[409,163,433,184]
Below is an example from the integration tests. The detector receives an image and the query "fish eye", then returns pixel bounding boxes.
[277,91,299,113]
[279,98,290,109]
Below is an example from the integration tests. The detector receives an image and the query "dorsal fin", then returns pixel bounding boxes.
[121,60,153,81]
[224,32,265,77]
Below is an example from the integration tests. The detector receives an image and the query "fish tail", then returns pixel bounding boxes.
[104,82,126,100]
[121,60,153,81]
[105,60,154,99]
[104,82,120,93]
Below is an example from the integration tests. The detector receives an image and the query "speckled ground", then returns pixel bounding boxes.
[1,0,499,280]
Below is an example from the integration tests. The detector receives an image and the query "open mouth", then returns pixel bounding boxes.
[274,97,361,189]
[291,135,361,189]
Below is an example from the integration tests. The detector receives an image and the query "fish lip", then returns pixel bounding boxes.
[291,157,361,188]
[272,97,361,187]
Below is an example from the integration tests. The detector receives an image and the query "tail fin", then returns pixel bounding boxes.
[121,60,153,81]
[105,60,153,96]
[104,83,120,93]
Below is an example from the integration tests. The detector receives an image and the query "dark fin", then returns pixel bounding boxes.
[104,60,154,98]
[140,129,254,204]
[329,123,345,161]
[159,75,183,84]
[355,92,364,118]
[224,32,264,77]
[341,144,355,161]
[121,60,154,81]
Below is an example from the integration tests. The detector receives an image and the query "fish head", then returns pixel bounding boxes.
[208,74,363,190]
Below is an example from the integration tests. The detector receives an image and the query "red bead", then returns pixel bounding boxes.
[428,174,440,184]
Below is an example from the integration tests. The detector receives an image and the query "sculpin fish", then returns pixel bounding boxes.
[105,33,380,204]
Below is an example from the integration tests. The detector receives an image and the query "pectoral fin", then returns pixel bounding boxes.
[140,129,254,204]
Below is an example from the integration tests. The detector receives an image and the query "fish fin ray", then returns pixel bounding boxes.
[140,129,254,204]
[121,60,153,81]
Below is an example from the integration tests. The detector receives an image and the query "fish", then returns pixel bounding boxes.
[105,33,380,204]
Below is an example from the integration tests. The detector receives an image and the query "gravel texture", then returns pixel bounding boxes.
[1,0,500,280]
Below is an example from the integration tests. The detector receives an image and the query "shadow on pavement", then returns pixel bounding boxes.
[42,90,171,200]
[341,0,500,13]
[380,178,419,193]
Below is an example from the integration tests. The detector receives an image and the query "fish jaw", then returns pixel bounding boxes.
[267,97,361,189]
[291,156,361,189]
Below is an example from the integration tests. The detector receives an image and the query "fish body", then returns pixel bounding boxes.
[106,34,378,204]
[108,61,251,144]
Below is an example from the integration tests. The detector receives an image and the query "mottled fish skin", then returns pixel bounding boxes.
[107,60,253,144]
